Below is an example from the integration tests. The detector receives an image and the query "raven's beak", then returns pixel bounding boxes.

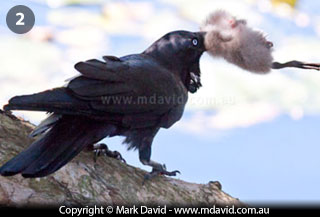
[195,31,207,51]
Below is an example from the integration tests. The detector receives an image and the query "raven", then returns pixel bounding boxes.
[0,27,319,180]
[0,30,205,178]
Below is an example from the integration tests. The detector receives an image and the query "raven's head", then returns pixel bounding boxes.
[144,30,206,93]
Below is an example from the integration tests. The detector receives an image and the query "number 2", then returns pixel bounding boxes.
[16,12,25,26]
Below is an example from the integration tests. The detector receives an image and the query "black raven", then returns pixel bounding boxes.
[0,30,206,178]
[1,27,318,180]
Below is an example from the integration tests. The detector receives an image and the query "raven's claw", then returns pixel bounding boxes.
[143,165,180,184]
[93,143,126,163]
[160,170,181,176]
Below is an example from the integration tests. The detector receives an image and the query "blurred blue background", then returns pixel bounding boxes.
[0,0,320,204]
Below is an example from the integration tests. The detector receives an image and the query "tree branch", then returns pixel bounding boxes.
[0,110,244,207]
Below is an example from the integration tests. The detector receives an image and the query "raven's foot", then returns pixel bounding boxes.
[143,163,180,184]
[93,143,126,163]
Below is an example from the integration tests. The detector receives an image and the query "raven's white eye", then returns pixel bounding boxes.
[192,38,198,46]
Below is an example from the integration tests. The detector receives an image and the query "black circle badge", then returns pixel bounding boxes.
[6,5,35,34]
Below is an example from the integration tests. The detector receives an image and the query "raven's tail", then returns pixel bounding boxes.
[0,115,116,178]
[3,88,92,115]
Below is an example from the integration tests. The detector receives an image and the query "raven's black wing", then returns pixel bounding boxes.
[70,55,187,115]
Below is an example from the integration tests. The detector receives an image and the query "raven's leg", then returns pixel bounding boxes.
[91,143,126,163]
[124,127,180,182]
[139,140,180,182]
